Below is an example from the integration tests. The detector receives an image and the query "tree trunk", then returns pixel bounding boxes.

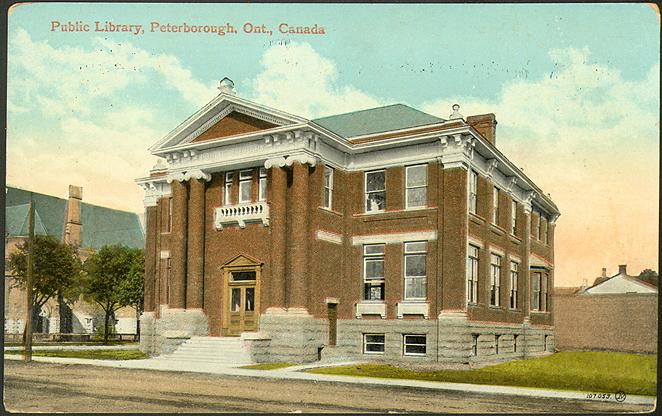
[103,310,110,345]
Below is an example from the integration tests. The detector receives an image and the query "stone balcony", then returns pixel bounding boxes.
[214,202,270,230]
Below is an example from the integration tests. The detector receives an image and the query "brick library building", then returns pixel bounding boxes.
[137,78,560,364]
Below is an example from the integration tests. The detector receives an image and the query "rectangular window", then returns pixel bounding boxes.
[492,187,500,225]
[403,334,427,356]
[490,254,501,306]
[365,170,385,212]
[531,272,541,311]
[239,169,253,203]
[166,198,173,233]
[363,244,385,301]
[467,245,479,304]
[471,334,478,356]
[542,218,548,244]
[405,164,427,208]
[495,335,500,354]
[469,170,478,214]
[513,334,519,353]
[323,166,334,209]
[509,261,519,309]
[363,334,385,354]
[224,172,233,205]
[404,241,427,301]
[536,211,542,240]
[542,273,549,312]
[258,168,267,202]
[511,200,517,235]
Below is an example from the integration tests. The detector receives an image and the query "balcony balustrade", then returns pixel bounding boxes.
[214,202,270,230]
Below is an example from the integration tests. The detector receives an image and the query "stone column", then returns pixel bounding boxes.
[286,160,310,309]
[144,205,158,312]
[265,159,288,310]
[169,178,188,309]
[186,176,207,309]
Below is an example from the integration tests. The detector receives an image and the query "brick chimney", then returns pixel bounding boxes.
[618,264,627,276]
[466,113,497,146]
[64,185,82,246]
[601,267,607,278]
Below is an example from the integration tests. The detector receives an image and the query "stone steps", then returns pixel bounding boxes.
[155,336,254,366]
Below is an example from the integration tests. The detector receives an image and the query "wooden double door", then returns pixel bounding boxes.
[221,256,261,336]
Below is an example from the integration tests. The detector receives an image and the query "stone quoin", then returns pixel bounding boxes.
[136,78,560,364]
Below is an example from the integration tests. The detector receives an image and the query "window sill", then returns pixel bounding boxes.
[509,234,522,244]
[469,213,485,225]
[489,223,507,236]
[160,231,171,235]
[530,310,551,314]
[488,305,504,311]
[317,206,343,217]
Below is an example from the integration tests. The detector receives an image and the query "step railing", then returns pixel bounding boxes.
[214,202,270,230]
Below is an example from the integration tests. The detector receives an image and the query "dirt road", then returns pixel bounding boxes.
[3,361,653,413]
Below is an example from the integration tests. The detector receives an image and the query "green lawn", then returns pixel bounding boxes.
[4,349,147,360]
[307,352,657,396]
[240,362,298,370]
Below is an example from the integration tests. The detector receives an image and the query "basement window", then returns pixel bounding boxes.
[363,334,385,354]
[403,334,427,356]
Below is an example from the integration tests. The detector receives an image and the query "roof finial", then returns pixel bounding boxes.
[218,77,235,95]
[449,103,463,120]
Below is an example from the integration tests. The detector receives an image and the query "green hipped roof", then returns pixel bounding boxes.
[311,104,445,139]
[4,186,144,250]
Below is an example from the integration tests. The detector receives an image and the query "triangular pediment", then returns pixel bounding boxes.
[149,94,308,152]
[221,254,263,268]
[192,111,278,143]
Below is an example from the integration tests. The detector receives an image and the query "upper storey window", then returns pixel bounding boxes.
[324,166,334,209]
[239,170,253,203]
[363,244,385,301]
[365,170,385,213]
[511,199,517,235]
[258,168,267,202]
[492,187,500,225]
[469,170,478,214]
[224,172,233,205]
[405,164,427,208]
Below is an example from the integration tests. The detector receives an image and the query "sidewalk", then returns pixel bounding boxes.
[4,354,656,406]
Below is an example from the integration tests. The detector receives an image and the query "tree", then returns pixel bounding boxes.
[638,269,659,287]
[7,235,82,331]
[84,245,143,344]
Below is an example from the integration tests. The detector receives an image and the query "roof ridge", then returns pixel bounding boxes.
[80,200,140,216]
[313,103,411,120]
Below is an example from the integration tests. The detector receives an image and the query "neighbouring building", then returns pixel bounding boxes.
[137,78,560,363]
[554,265,658,353]
[4,185,144,337]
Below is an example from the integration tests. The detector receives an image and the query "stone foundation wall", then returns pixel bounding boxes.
[253,309,326,363]
[139,308,208,355]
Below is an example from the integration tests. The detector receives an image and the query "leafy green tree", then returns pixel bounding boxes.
[7,235,82,330]
[638,269,659,287]
[84,245,143,344]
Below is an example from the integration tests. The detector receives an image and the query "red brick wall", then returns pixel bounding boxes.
[553,293,658,353]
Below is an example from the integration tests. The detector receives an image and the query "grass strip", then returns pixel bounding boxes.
[306,352,657,396]
[4,349,147,360]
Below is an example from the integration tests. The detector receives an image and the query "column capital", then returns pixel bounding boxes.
[184,169,211,182]
[285,154,318,168]
[264,157,287,169]
[166,172,186,183]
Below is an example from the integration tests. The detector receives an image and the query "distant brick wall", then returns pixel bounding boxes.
[553,293,657,353]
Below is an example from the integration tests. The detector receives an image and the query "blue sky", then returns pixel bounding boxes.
[6,3,660,285]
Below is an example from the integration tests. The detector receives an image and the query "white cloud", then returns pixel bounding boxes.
[248,42,383,118]
[6,29,215,213]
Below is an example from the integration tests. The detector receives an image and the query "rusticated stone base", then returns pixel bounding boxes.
[252,308,326,363]
[139,307,209,356]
